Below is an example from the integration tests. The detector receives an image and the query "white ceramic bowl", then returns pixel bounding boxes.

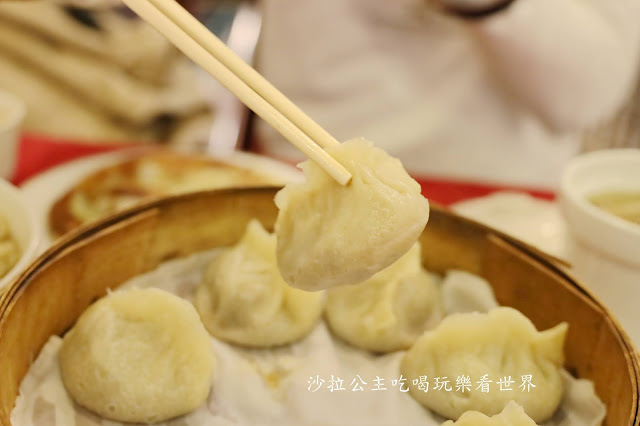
[0,91,26,179]
[0,179,40,289]
[559,148,640,342]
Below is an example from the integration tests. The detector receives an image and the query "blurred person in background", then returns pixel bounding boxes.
[253,0,640,189]
[584,79,640,152]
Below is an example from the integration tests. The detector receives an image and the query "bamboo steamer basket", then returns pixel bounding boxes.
[0,188,638,426]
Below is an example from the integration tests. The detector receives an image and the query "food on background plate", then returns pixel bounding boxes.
[441,401,538,426]
[401,307,567,423]
[58,288,214,424]
[324,242,442,353]
[195,220,324,347]
[275,137,430,291]
[0,214,20,279]
[588,189,640,225]
[49,151,277,235]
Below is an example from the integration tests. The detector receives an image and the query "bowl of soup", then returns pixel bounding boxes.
[559,148,640,341]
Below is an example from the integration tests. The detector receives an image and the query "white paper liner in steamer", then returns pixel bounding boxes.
[11,251,606,426]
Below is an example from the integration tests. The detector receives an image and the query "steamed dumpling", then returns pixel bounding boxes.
[441,401,538,426]
[275,137,430,291]
[195,220,324,347]
[400,307,567,423]
[441,270,499,315]
[325,243,441,353]
[59,288,214,424]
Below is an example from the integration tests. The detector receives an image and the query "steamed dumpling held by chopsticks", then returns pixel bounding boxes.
[275,137,430,291]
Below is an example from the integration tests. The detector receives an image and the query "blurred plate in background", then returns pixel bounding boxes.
[20,149,301,247]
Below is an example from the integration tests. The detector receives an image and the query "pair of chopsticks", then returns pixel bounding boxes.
[121,0,352,186]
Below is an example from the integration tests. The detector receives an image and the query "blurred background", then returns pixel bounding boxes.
[1,0,639,185]
[0,0,240,148]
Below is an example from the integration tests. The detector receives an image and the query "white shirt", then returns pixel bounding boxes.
[254,0,640,189]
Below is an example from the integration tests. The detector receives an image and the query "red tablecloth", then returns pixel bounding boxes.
[12,134,556,206]
[12,135,129,185]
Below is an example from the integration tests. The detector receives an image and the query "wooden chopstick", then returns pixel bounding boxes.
[121,0,352,185]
